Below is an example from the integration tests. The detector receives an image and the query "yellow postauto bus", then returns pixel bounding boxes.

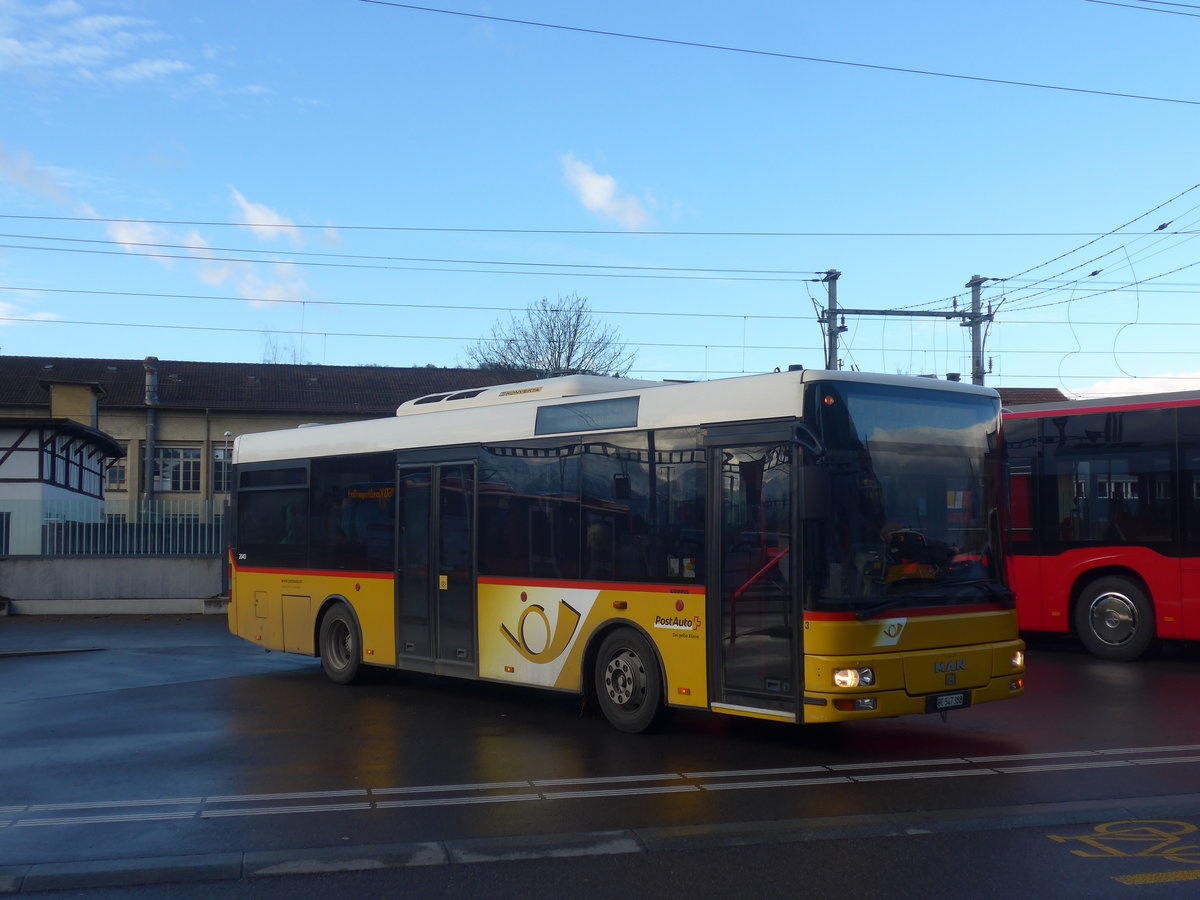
[228,368,1024,732]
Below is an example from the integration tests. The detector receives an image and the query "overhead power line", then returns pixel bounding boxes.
[0,315,820,354]
[8,314,1197,359]
[1085,0,1200,17]
[0,284,813,321]
[0,232,820,278]
[356,1,1200,106]
[1,213,1190,239]
[0,242,809,283]
[994,181,1200,302]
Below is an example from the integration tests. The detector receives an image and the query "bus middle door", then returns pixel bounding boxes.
[395,461,478,676]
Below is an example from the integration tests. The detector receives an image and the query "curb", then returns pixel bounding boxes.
[4,794,1200,893]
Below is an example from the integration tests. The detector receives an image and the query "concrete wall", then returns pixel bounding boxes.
[0,557,224,603]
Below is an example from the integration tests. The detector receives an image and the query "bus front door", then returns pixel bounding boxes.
[395,462,477,675]
[710,443,798,721]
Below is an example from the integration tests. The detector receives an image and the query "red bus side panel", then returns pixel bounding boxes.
[1009,548,1184,639]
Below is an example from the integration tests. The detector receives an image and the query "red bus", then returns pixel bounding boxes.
[1005,389,1200,659]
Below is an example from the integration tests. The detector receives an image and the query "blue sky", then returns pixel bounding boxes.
[2,0,1200,397]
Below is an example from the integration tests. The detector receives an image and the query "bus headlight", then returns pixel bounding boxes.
[1011,650,1025,669]
[833,667,874,688]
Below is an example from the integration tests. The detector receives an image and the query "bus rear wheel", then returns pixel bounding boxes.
[1075,576,1156,661]
[594,629,664,733]
[319,604,365,684]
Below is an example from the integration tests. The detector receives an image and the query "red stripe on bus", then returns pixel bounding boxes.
[232,567,394,580]
[477,576,706,595]
[1009,396,1200,418]
[804,603,1008,622]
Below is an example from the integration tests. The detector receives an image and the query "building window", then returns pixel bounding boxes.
[154,447,201,492]
[213,447,232,493]
[106,456,127,492]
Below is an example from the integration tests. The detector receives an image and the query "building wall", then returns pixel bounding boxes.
[0,557,223,601]
[46,382,102,428]
[86,407,371,510]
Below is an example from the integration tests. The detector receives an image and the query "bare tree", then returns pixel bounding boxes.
[261,332,308,365]
[466,293,637,376]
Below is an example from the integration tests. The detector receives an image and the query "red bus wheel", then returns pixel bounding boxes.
[1075,576,1155,661]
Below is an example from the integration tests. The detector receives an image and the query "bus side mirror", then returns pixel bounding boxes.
[794,423,826,462]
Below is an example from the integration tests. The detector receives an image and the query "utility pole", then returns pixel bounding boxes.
[820,275,995,383]
[821,270,846,370]
[964,275,991,386]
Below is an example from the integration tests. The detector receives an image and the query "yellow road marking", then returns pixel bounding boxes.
[1114,869,1200,886]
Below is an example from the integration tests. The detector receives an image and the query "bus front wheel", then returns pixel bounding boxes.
[319,605,364,684]
[594,629,664,733]
[1075,576,1156,661]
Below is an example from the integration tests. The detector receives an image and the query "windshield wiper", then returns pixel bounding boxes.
[854,580,1013,620]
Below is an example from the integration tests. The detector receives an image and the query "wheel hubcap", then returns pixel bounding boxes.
[1088,592,1137,646]
[604,650,645,708]
[332,623,350,666]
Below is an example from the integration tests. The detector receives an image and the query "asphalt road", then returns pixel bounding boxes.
[2,615,1200,897]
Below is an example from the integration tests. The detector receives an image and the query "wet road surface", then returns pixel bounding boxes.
[2,616,1199,896]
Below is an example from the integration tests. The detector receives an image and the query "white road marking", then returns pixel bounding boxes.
[7,744,1198,829]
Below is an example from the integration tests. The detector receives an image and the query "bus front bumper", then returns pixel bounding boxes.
[801,672,1025,723]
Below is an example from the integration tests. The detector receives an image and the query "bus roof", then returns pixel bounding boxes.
[395,373,664,415]
[233,369,999,465]
[1005,388,1200,419]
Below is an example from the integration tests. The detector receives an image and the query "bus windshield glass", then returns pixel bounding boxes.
[807,382,1006,617]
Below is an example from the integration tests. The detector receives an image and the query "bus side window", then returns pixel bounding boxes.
[1008,465,1033,543]
[237,487,309,567]
[477,441,581,580]
[1043,410,1172,546]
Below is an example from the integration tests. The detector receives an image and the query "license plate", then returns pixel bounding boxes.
[926,691,969,713]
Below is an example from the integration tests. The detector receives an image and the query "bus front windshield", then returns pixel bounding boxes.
[807,383,1008,617]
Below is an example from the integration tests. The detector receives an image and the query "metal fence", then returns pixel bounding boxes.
[0,499,227,557]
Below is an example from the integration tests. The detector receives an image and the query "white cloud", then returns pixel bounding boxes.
[240,262,309,306]
[0,2,193,86]
[107,57,189,83]
[182,229,309,308]
[106,219,164,247]
[106,219,174,269]
[1074,372,1200,399]
[42,2,85,17]
[229,187,303,246]
[0,299,63,329]
[60,14,147,40]
[561,154,652,230]
[183,232,234,286]
[0,141,71,203]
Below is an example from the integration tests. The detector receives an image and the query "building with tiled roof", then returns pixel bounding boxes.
[0,355,530,508]
[996,386,1069,406]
